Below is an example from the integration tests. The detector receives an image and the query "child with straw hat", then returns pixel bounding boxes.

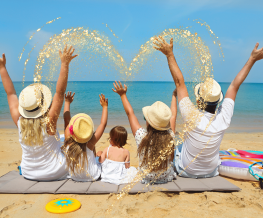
[61,92,108,181]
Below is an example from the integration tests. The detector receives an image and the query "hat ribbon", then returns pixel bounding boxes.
[197,88,223,106]
[69,116,91,140]
[25,92,44,112]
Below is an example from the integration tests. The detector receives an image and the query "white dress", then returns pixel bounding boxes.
[101,145,138,185]
[69,147,101,182]
[18,117,68,181]
[135,128,177,184]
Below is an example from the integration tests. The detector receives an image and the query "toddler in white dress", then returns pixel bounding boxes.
[96,126,138,185]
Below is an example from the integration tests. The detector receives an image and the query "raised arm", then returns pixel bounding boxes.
[87,94,108,151]
[170,88,177,133]
[153,36,189,102]
[112,81,141,136]
[225,43,263,101]
[47,45,77,135]
[0,54,20,126]
[63,91,75,131]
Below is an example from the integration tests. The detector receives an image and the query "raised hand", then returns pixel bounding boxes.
[59,45,78,65]
[99,93,108,107]
[112,81,127,96]
[64,91,75,104]
[153,36,174,57]
[251,43,263,62]
[0,53,6,70]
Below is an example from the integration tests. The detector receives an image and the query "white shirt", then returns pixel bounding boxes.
[101,145,138,185]
[69,147,101,182]
[135,128,176,184]
[179,97,235,175]
[18,117,68,181]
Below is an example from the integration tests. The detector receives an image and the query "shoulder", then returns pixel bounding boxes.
[179,97,192,107]
[135,128,147,142]
[123,148,130,154]
[135,127,147,137]
[218,98,235,113]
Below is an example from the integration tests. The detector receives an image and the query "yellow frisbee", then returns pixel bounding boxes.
[45,198,81,214]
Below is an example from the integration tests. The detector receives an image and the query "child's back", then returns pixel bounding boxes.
[98,126,137,185]
[107,146,129,162]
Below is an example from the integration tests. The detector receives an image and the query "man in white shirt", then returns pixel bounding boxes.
[153,36,263,178]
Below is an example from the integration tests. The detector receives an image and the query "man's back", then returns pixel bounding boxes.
[178,97,235,175]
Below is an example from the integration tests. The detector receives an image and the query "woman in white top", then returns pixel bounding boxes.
[61,92,108,182]
[112,81,177,184]
[97,126,138,185]
[0,45,77,181]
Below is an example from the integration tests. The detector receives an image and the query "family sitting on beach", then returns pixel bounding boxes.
[0,38,262,184]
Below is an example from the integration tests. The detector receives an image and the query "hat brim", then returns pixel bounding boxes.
[69,113,94,143]
[194,83,223,103]
[142,106,171,131]
[19,83,52,119]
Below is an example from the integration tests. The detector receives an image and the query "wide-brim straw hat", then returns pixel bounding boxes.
[69,113,94,144]
[142,101,172,131]
[18,83,52,119]
[194,78,223,104]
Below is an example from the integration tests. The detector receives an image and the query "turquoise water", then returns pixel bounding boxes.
[0,81,262,132]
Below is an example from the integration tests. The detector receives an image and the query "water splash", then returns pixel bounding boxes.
[18,17,61,61]
[193,18,224,60]
[33,27,128,85]
[103,23,122,42]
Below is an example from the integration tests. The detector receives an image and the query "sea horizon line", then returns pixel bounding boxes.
[1,81,263,84]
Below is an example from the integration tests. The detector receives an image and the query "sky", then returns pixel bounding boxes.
[0,0,263,83]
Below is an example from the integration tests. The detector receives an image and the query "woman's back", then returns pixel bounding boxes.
[18,118,67,181]
[135,128,176,184]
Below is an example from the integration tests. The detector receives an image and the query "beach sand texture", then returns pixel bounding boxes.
[0,129,263,218]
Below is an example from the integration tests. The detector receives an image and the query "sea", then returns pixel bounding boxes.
[0,81,262,133]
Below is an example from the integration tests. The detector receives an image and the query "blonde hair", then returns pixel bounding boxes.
[61,137,88,175]
[20,116,46,146]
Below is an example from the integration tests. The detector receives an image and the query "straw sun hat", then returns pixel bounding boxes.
[194,78,223,105]
[18,83,52,119]
[142,101,172,131]
[69,113,94,143]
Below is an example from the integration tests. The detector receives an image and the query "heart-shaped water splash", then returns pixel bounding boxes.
[32,26,215,86]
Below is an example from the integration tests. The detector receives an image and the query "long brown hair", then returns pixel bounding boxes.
[138,125,174,171]
[61,137,88,175]
[20,115,46,146]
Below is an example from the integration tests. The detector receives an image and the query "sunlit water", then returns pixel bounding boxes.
[0,81,262,132]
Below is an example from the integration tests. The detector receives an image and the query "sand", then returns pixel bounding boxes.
[0,128,263,218]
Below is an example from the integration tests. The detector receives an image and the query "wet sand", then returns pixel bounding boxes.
[0,128,263,218]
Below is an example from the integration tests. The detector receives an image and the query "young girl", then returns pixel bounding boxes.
[96,126,138,185]
[0,46,77,181]
[61,91,108,182]
[112,81,177,184]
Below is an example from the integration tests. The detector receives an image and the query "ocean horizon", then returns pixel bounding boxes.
[0,81,262,133]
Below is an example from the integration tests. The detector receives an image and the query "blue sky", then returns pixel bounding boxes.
[1,0,263,83]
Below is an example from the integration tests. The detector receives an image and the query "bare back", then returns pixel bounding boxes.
[107,146,129,162]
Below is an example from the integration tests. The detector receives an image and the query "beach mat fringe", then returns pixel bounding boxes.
[0,171,240,194]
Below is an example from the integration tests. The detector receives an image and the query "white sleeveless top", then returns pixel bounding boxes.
[69,147,101,182]
[101,145,138,185]
[18,117,68,181]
